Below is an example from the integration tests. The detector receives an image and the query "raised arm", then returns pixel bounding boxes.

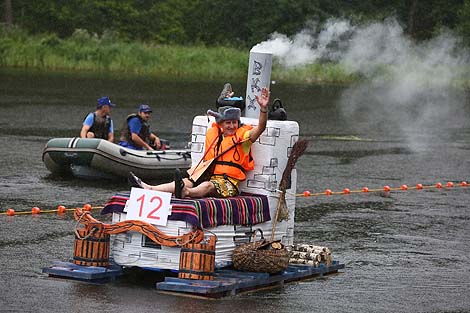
[249,87,270,142]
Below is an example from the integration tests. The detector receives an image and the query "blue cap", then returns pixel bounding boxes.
[139,104,152,113]
[97,96,116,108]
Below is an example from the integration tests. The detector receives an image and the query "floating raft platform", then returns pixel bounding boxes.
[156,261,344,298]
[42,261,344,298]
[42,261,123,283]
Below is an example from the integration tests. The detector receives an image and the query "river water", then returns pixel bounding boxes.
[0,68,469,313]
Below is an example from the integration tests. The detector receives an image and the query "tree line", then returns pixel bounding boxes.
[2,0,470,47]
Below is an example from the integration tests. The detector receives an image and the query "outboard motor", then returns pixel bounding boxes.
[268,98,287,121]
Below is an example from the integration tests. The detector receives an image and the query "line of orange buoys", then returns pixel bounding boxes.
[0,203,102,216]
[297,181,468,197]
[2,181,468,214]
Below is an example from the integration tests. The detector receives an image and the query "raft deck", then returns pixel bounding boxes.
[43,261,344,297]
[42,261,123,283]
[156,261,344,298]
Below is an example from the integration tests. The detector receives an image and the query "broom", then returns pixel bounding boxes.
[270,138,308,241]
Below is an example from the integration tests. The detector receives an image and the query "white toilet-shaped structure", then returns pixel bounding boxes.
[110,52,300,270]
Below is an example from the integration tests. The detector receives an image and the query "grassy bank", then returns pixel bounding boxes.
[0,28,356,84]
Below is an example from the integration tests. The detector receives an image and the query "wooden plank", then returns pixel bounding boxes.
[43,260,345,298]
[215,270,270,280]
[281,266,306,280]
[156,262,345,298]
[214,270,274,291]
[164,277,224,287]
[42,261,123,281]
[155,281,225,294]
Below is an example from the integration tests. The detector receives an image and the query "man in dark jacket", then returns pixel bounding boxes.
[80,96,116,142]
[118,104,161,150]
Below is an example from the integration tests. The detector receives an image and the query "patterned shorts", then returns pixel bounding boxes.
[210,175,240,197]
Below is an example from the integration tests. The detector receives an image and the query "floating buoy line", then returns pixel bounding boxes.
[0,203,103,216]
[1,181,468,216]
[296,181,468,197]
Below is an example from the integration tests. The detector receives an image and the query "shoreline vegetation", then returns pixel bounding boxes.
[0,28,357,84]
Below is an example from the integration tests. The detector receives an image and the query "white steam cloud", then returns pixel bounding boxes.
[252,19,353,66]
[254,18,469,149]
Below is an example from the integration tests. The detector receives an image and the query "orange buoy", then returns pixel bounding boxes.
[325,189,332,195]
[57,205,66,214]
[436,182,442,188]
[6,208,15,216]
[83,204,92,211]
[343,188,350,194]
[362,187,369,193]
[446,182,454,187]
[383,185,391,192]
[303,190,311,197]
[31,207,41,214]
[400,184,408,190]
[416,183,423,189]
[460,181,467,187]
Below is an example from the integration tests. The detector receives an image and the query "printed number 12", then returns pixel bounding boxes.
[137,194,162,220]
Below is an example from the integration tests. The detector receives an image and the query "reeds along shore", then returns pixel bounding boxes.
[0,28,356,84]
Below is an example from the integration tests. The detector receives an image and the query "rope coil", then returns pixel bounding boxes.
[73,207,204,247]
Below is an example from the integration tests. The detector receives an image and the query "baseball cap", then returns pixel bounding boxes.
[139,104,152,113]
[97,96,116,108]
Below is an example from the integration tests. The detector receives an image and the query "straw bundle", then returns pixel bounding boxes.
[270,139,308,240]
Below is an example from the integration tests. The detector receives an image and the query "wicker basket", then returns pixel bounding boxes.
[232,229,290,274]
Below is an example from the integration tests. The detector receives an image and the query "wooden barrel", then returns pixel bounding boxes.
[178,236,216,280]
[73,228,110,267]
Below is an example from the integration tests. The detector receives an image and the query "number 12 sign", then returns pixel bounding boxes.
[126,187,172,226]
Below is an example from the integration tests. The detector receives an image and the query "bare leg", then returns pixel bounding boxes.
[144,178,193,194]
[183,181,218,198]
[144,181,174,193]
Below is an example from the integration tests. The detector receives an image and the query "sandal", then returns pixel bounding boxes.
[128,172,143,189]
[174,168,184,198]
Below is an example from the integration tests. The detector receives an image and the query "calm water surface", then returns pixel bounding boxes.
[0,68,469,313]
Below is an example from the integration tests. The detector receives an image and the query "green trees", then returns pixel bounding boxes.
[457,0,470,44]
[2,0,12,27]
[2,0,470,46]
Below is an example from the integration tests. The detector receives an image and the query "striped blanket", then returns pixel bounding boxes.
[101,192,270,228]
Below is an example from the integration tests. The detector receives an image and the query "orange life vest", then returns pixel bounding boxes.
[205,123,254,181]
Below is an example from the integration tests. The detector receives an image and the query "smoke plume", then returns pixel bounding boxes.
[252,19,353,66]
[254,17,470,149]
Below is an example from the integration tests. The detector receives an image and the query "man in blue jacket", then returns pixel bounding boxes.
[118,104,161,150]
[80,96,116,142]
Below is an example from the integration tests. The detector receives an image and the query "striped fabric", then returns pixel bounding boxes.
[101,192,270,228]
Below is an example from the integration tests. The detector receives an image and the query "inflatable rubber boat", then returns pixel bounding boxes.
[42,137,191,180]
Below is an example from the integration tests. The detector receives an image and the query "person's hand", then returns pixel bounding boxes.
[154,137,162,149]
[255,87,270,112]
